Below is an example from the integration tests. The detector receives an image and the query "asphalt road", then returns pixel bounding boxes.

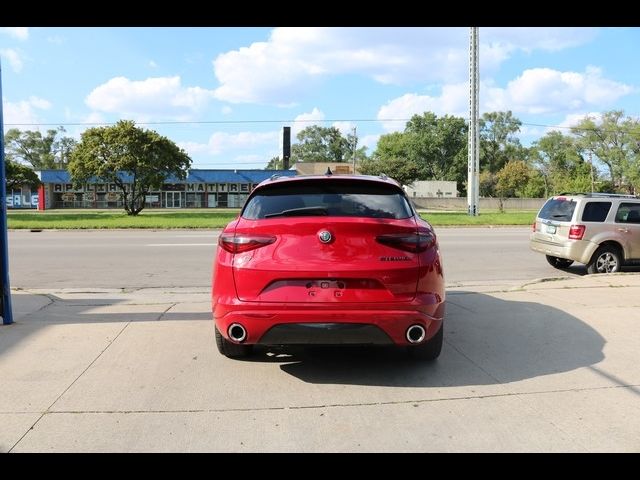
[7,227,584,289]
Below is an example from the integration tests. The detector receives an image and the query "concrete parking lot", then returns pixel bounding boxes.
[2,274,640,452]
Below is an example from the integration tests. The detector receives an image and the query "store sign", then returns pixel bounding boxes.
[31,194,39,206]
[106,192,119,202]
[84,192,96,202]
[145,195,159,203]
[6,196,13,207]
[186,183,205,192]
[14,195,21,207]
[62,192,76,202]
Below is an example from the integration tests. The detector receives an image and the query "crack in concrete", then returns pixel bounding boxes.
[157,303,178,321]
[3,382,637,417]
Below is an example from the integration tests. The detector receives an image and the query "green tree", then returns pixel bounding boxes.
[495,160,534,198]
[479,171,497,197]
[68,120,191,216]
[531,130,593,196]
[571,110,640,193]
[479,111,524,173]
[291,125,366,164]
[4,126,77,169]
[372,112,467,189]
[358,156,421,186]
[5,161,41,192]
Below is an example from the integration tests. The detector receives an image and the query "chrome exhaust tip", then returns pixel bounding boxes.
[406,324,426,344]
[228,323,247,343]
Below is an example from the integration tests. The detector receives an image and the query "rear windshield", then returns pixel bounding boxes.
[242,180,413,220]
[538,198,577,222]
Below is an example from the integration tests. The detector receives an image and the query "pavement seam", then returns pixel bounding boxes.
[6,382,638,416]
[157,303,178,321]
[7,320,133,453]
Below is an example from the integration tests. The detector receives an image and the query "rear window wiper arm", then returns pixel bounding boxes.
[264,206,329,218]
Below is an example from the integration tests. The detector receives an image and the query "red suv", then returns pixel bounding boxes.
[212,174,445,360]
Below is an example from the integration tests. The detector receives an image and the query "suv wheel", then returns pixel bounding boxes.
[546,255,574,269]
[215,327,253,358]
[587,246,622,274]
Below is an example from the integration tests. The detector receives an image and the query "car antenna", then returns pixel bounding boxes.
[325,167,333,176]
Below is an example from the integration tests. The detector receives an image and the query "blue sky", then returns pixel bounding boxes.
[1,27,639,169]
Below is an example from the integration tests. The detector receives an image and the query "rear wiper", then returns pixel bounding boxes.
[551,214,570,218]
[264,206,329,218]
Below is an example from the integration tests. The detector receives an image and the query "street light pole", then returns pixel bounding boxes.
[468,26,480,216]
[352,126,357,174]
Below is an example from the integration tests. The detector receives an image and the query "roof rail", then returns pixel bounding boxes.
[378,173,388,180]
[269,173,281,181]
[557,192,639,199]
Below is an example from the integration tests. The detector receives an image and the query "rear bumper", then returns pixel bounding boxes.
[529,236,597,264]
[213,297,445,347]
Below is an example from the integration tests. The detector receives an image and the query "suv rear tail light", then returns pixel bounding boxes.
[376,232,435,253]
[532,222,537,232]
[568,225,586,240]
[219,233,276,253]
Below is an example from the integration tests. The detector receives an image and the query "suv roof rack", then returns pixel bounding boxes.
[558,192,639,199]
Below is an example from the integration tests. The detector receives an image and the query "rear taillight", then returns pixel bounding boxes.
[568,225,586,240]
[376,232,435,253]
[219,233,276,253]
[532,222,537,232]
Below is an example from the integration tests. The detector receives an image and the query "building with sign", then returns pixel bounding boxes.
[36,169,296,210]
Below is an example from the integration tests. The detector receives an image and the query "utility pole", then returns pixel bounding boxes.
[352,126,357,174]
[589,151,595,193]
[468,27,480,216]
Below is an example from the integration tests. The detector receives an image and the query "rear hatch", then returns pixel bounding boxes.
[225,178,424,303]
[532,196,577,243]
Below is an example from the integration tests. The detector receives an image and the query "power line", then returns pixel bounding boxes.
[5,118,639,135]
[4,118,407,127]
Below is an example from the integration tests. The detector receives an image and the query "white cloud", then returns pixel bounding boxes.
[292,107,325,136]
[377,67,632,132]
[148,60,158,68]
[360,134,381,152]
[332,121,355,136]
[212,27,598,105]
[3,96,51,130]
[221,105,232,115]
[86,76,215,121]
[0,48,24,73]
[484,67,633,114]
[179,130,280,157]
[377,83,468,131]
[0,27,29,41]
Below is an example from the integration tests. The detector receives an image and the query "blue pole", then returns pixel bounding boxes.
[0,60,14,325]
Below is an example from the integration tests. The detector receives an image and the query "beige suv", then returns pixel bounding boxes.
[530,193,640,274]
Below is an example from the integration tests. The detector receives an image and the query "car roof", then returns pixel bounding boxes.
[253,173,402,190]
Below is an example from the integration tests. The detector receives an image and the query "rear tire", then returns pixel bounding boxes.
[215,327,253,358]
[587,246,622,274]
[407,324,443,361]
[546,255,574,269]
